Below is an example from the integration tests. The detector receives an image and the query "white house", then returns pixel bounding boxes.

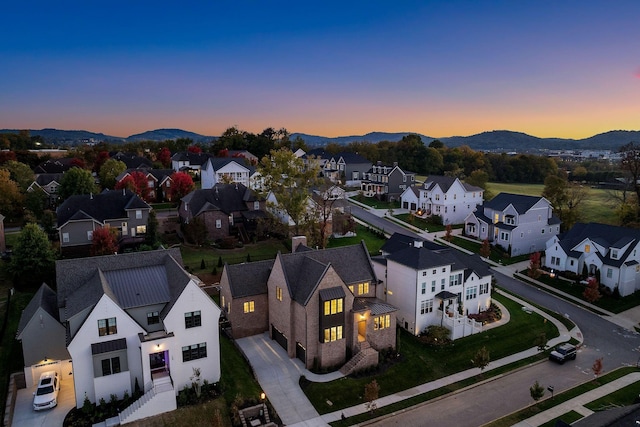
[18,249,221,424]
[371,233,492,339]
[544,222,640,297]
[464,193,561,256]
[201,158,255,189]
[400,176,483,225]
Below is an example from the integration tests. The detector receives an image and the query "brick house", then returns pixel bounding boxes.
[179,183,267,242]
[219,239,397,372]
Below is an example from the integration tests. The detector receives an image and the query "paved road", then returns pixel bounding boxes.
[347,203,420,237]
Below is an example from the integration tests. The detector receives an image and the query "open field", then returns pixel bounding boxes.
[487,182,618,225]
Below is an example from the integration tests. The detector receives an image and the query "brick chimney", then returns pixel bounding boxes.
[291,236,307,252]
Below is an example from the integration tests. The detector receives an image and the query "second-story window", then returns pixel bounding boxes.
[276,286,283,301]
[324,298,343,315]
[147,311,160,325]
[136,210,142,219]
[185,311,202,328]
[98,317,117,336]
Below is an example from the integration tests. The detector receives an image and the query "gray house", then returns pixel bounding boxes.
[361,162,416,201]
[464,193,561,256]
[56,189,152,255]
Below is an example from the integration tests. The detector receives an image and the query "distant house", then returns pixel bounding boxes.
[227,150,259,165]
[115,169,174,203]
[179,183,267,242]
[326,152,373,184]
[171,152,211,176]
[464,193,561,256]
[56,189,152,255]
[544,222,640,297]
[33,158,77,174]
[220,238,397,373]
[200,158,255,190]
[371,233,492,339]
[17,249,221,423]
[400,176,484,225]
[109,152,153,170]
[361,162,416,201]
[27,173,64,208]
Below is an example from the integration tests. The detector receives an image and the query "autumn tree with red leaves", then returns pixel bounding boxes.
[187,145,202,154]
[583,277,602,303]
[157,147,172,167]
[115,171,151,200]
[480,238,491,258]
[91,226,120,256]
[70,157,86,169]
[528,252,541,279]
[94,151,110,174]
[168,172,195,202]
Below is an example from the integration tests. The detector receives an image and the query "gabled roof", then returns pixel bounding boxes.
[34,173,64,186]
[181,183,260,217]
[423,176,482,193]
[171,151,212,166]
[556,222,640,268]
[279,242,377,306]
[55,248,187,329]
[334,152,371,164]
[380,232,443,254]
[352,298,397,315]
[482,193,547,214]
[225,260,273,298]
[17,283,59,339]
[386,245,491,278]
[203,157,251,172]
[34,158,76,174]
[56,189,151,227]
[109,152,152,169]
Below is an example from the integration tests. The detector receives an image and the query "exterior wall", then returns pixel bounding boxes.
[123,209,151,237]
[363,311,396,352]
[59,220,99,247]
[160,281,221,394]
[228,294,269,338]
[200,210,231,241]
[400,188,419,211]
[125,303,166,334]
[267,256,293,353]
[384,261,419,334]
[344,161,372,182]
[67,295,145,407]
[19,308,70,367]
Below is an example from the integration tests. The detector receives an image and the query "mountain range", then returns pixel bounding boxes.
[1,127,639,152]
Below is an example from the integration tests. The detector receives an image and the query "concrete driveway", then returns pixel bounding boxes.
[11,373,75,427]
[236,333,341,426]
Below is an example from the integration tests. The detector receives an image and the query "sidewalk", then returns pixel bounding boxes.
[512,372,640,427]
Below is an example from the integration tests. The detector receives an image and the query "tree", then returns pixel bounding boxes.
[91,226,120,256]
[157,147,172,168]
[583,277,602,303]
[364,379,380,414]
[480,238,491,258]
[99,159,127,190]
[620,142,640,209]
[115,170,151,200]
[444,224,453,242]
[9,223,56,288]
[187,145,202,154]
[0,169,23,219]
[24,187,47,219]
[145,210,159,247]
[529,380,545,401]
[40,210,58,240]
[1,160,33,192]
[465,169,494,200]
[93,150,110,174]
[528,252,541,279]
[258,148,322,235]
[534,332,547,352]
[167,172,195,202]
[472,346,490,372]
[592,357,603,381]
[58,167,98,200]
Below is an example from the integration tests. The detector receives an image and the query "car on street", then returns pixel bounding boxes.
[33,371,60,411]
[549,343,577,364]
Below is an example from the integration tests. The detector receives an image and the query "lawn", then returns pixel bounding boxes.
[326,225,387,255]
[487,182,618,225]
[303,292,558,414]
[585,376,640,410]
[350,194,401,210]
[393,213,463,233]
[485,367,639,427]
[450,236,530,265]
[524,272,640,314]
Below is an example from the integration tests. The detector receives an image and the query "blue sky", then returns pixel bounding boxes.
[1,1,639,138]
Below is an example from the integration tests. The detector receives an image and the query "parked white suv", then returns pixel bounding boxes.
[549,343,577,364]
[33,371,60,411]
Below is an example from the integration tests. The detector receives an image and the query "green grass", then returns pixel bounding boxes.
[485,367,639,427]
[326,225,387,255]
[350,194,401,210]
[585,377,640,410]
[304,292,558,414]
[525,272,640,314]
[487,182,618,225]
[179,239,290,273]
[219,334,262,400]
[393,214,463,232]
[538,410,583,427]
[495,287,576,332]
[449,236,530,265]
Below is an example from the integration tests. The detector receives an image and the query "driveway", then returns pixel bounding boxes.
[11,373,75,427]
[236,333,341,426]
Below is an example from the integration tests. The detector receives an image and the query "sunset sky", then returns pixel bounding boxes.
[2,1,639,139]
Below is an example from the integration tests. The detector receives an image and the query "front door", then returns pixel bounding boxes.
[358,320,366,341]
[150,351,168,374]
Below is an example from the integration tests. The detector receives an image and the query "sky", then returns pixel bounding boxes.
[1,1,639,139]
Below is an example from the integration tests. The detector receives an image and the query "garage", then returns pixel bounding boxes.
[295,342,306,364]
[271,324,288,351]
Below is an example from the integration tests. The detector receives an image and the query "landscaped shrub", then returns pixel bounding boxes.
[418,325,452,347]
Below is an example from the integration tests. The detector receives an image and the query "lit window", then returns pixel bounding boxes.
[98,318,117,336]
[276,286,283,301]
[243,301,255,313]
[136,225,147,234]
[324,326,343,342]
[323,298,343,315]
[373,315,391,330]
[585,245,590,253]
[358,282,370,295]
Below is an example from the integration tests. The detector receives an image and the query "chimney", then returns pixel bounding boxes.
[393,162,398,167]
[291,236,307,253]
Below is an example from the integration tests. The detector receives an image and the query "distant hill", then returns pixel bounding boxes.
[125,128,215,143]
[2,127,639,151]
